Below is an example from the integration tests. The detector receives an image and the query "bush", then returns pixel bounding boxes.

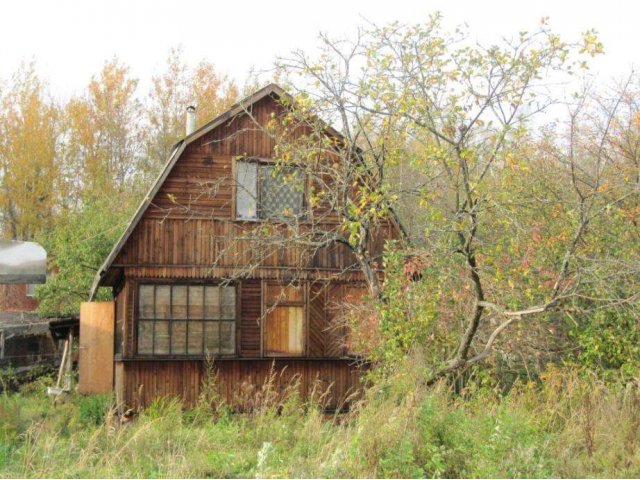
[0,367,18,394]
[77,393,113,427]
[573,311,640,378]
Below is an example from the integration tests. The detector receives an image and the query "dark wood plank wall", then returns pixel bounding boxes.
[114,284,127,355]
[124,280,137,358]
[240,279,261,357]
[308,284,326,357]
[117,358,365,410]
[325,283,348,357]
[113,95,396,275]
[119,277,366,360]
[141,96,286,219]
[114,218,360,274]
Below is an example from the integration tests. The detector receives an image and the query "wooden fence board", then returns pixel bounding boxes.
[79,302,115,394]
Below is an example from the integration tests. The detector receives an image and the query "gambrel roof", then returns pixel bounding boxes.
[89,83,405,299]
[89,84,294,298]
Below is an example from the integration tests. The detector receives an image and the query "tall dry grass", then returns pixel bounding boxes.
[1,357,639,478]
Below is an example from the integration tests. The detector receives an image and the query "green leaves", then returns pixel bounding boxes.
[573,311,640,377]
[36,196,134,317]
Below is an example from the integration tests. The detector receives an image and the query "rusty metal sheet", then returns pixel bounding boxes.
[0,240,47,284]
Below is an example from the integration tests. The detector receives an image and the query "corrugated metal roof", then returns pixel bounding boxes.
[0,240,46,284]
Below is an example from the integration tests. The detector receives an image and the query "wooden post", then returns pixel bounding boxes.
[64,330,73,391]
[55,337,69,389]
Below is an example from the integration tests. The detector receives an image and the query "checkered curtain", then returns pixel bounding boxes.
[259,166,303,219]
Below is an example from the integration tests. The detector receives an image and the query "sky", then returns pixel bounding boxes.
[0,0,638,100]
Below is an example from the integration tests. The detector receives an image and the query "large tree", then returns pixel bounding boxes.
[0,63,60,241]
[63,58,143,202]
[268,16,639,379]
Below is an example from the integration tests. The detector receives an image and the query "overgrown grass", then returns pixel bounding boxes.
[0,359,639,478]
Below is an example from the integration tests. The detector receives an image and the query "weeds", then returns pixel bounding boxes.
[0,356,638,478]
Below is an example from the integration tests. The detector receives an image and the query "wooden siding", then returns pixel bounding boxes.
[115,286,126,355]
[325,283,347,357]
[122,278,364,360]
[142,97,283,219]
[240,279,261,357]
[124,280,136,358]
[308,284,326,357]
[117,358,365,410]
[114,217,359,274]
[111,95,396,277]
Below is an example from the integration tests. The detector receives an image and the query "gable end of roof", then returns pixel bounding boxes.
[89,84,291,299]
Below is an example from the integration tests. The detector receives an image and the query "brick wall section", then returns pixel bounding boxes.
[0,284,38,312]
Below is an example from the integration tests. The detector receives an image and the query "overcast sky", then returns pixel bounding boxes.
[1,0,637,99]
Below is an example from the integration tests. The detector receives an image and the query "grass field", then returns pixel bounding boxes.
[1,360,639,478]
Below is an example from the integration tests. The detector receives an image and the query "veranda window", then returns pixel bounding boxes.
[137,284,236,356]
[236,160,304,220]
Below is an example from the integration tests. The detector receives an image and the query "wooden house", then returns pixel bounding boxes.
[86,84,398,409]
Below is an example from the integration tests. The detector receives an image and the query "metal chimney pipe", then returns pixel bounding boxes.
[186,105,196,136]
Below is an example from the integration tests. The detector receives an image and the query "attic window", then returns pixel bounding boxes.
[236,160,304,220]
[137,284,236,356]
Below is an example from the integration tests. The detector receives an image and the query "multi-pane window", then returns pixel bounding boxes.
[236,160,304,220]
[137,284,236,356]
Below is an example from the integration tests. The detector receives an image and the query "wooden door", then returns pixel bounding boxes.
[79,302,115,394]
[265,306,304,356]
